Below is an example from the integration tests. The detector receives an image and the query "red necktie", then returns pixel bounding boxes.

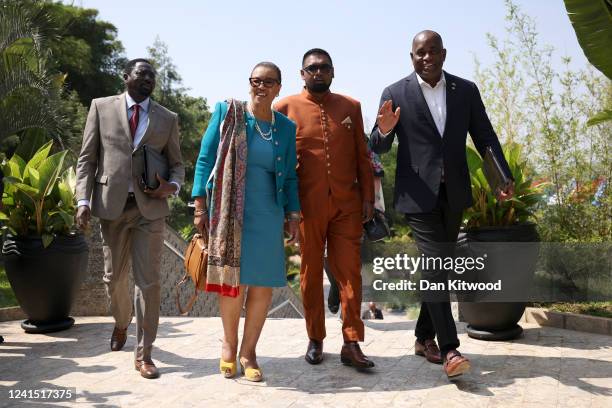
[129,104,140,139]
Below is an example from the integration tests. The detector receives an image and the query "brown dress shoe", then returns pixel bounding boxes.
[415,339,442,364]
[135,359,160,379]
[443,350,471,378]
[340,342,375,369]
[305,339,323,365]
[110,327,127,351]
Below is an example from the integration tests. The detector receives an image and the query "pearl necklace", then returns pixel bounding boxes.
[249,105,275,141]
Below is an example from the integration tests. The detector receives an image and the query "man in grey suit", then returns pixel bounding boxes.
[75,59,184,379]
[370,31,513,378]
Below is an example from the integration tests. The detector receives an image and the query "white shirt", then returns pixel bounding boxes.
[77,93,178,208]
[416,72,447,137]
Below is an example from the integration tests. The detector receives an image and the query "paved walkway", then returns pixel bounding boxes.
[0,315,611,407]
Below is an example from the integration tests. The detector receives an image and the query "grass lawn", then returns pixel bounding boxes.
[545,302,612,319]
[0,265,18,308]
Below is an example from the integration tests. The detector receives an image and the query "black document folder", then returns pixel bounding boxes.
[142,145,169,190]
[483,146,511,194]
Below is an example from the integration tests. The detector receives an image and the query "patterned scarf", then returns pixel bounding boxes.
[205,99,248,297]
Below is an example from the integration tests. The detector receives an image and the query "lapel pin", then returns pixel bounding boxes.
[451,82,456,90]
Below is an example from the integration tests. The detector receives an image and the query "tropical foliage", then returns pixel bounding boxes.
[563,0,612,126]
[1,139,76,247]
[474,0,611,242]
[0,1,127,162]
[0,1,65,151]
[463,143,547,229]
[37,1,126,106]
[35,1,126,159]
[563,0,612,79]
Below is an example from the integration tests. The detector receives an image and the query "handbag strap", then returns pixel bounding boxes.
[175,273,198,316]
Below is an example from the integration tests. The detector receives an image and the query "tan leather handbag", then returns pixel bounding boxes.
[176,233,208,315]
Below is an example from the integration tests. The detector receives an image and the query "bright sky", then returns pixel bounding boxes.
[77,0,588,129]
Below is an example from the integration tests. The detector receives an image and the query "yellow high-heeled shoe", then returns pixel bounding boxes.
[239,359,263,382]
[219,358,237,378]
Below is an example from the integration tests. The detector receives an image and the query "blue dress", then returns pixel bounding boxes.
[239,114,286,287]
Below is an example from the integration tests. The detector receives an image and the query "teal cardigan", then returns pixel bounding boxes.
[192,101,300,213]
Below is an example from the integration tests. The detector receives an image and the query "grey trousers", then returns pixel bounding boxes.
[100,199,165,361]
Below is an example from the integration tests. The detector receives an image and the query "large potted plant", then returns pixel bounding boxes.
[457,142,547,340]
[1,140,88,333]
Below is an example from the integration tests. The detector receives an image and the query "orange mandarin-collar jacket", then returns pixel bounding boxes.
[275,89,374,216]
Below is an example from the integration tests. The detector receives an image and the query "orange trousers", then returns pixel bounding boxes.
[299,194,364,342]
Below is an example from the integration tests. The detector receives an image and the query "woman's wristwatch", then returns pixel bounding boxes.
[285,212,300,222]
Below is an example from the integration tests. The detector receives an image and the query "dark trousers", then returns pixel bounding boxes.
[405,185,462,356]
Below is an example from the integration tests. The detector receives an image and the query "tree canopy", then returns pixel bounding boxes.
[39,1,126,105]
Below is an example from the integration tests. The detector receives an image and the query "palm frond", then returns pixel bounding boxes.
[0,1,64,146]
[0,54,52,100]
[0,1,47,56]
[0,97,65,143]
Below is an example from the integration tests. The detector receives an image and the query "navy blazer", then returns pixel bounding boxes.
[370,71,511,213]
[192,101,300,213]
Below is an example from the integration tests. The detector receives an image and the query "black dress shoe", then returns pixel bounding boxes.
[325,259,340,314]
[327,287,340,314]
[305,339,323,364]
[340,342,375,369]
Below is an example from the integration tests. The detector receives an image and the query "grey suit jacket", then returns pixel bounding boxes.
[76,93,185,220]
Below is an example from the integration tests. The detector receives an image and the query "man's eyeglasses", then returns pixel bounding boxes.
[249,77,279,88]
[303,63,333,75]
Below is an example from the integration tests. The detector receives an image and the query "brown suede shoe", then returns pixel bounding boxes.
[340,342,375,369]
[415,339,442,364]
[305,339,323,365]
[110,327,127,351]
[135,359,160,379]
[443,350,471,378]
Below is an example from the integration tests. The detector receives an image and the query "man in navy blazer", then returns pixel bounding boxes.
[370,30,514,378]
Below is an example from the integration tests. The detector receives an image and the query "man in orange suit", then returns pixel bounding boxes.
[275,48,375,370]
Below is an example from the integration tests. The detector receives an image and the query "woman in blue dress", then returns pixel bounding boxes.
[191,62,300,382]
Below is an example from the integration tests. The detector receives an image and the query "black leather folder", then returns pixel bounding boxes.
[142,144,169,190]
[483,146,511,194]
